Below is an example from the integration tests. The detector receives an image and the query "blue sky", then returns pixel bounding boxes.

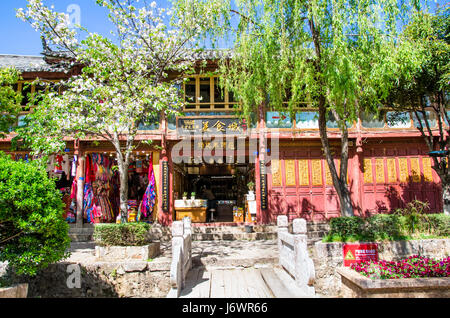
[0,0,447,56]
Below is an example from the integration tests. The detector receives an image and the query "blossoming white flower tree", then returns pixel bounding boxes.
[17,0,227,222]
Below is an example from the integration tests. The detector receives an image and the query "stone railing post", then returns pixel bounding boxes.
[277,215,288,256]
[183,217,192,272]
[293,218,315,295]
[169,220,184,297]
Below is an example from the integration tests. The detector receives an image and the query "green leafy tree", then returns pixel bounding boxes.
[0,67,22,138]
[205,0,424,216]
[0,152,70,276]
[387,6,450,214]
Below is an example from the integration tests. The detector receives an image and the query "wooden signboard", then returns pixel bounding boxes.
[260,160,267,210]
[178,117,245,135]
[162,161,169,212]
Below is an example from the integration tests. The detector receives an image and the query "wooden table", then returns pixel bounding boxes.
[175,207,207,223]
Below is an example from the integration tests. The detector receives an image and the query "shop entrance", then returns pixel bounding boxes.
[173,163,255,223]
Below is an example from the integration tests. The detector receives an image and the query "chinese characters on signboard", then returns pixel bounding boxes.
[195,140,236,150]
[162,161,169,212]
[260,160,267,210]
[178,117,245,135]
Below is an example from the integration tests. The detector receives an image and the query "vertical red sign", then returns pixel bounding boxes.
[343,243,378,266]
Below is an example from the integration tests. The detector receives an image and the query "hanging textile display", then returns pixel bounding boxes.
[95,154,115,222]
[66,178,77,223]
[83,154,99,223]
[139,153,157,219]
[83,153,118,223]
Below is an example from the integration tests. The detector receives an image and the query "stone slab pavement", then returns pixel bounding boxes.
[67,239,279,269]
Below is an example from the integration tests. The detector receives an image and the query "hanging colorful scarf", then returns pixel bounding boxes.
[83,155,97,223]
[83,182,95,223]
[140,153,157,218]
[70,178,77,200]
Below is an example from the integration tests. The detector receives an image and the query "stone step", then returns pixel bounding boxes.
[69,233,94,242]
[307,231,328,238]
[192,225,278,234]
[192,232,277,241]
[69,226,95,242]
[307,222,330,231]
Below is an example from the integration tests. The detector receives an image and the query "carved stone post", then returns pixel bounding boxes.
[277,215,288,260]
[183,217,192,271]
[293,218,315,296]
[170,220,184,296]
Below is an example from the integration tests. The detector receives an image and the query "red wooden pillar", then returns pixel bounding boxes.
[158,112,173,226]
[255,153,261,223]
[255,103,269,224]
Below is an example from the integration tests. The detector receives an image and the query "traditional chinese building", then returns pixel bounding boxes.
[0,48,444,226]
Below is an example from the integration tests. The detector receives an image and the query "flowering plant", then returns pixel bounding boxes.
[350,255,450,280]
[15,0,226,220]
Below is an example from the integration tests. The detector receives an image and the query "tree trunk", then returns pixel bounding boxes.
[442,185,450,215]
[308,14,354,217]
[318,100,354,217]
[334,181,354,217]
[112,134,131,223]
[118,161,129,222]
[440,172,450,215]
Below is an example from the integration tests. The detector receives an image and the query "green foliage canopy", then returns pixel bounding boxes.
[0,152,70,276]
[0,68,22,138]
[211,0,426,123]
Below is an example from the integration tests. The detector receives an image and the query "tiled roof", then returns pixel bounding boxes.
[0,54,70,73]
[0,48,233,74]
[181,49,234,61]
[43,48,234,61]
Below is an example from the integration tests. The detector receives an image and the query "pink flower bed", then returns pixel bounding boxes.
[350,255,450,279]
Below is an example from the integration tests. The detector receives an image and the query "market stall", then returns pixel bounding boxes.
[82,152,157,224]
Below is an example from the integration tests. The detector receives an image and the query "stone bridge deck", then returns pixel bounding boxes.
[179,266,312,298]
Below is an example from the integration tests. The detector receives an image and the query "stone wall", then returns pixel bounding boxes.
[313,239,450,297]
[338,267,450,298]
[3,260,171,298]
[0,284,28,298]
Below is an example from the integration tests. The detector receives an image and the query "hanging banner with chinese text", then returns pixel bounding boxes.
[162,161,169,212]
[260,160,267,210]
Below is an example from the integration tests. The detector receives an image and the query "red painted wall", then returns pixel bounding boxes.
[266,143,442,222]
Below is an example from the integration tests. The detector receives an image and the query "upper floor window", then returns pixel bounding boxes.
[386,111,411,128]
[361,111,385,128]
[184,76,238,111]
[413,111,437,129]
[16,80,61,112]
[295,111,319,129]
[266,111,292,128]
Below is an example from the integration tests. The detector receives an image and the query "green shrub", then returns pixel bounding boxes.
[426,214,450,236]
[326,216,365,240]
[323,212,450,243]
[394,199,431,233]
[364,214,406,241]
[93,222,151,246]
[0,152,70,276]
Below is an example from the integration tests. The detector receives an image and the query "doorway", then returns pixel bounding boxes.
[173,163,255,223]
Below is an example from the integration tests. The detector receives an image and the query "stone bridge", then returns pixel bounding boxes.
[167,216,316,298]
